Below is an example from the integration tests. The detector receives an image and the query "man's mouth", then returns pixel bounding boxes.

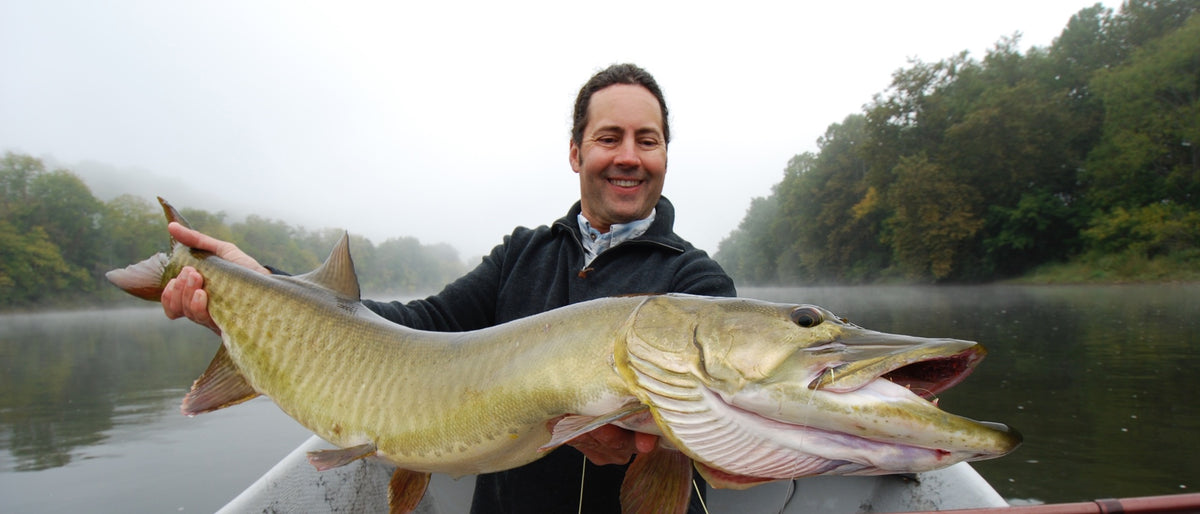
[609,178,642,188]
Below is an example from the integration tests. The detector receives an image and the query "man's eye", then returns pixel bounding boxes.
[595,136,619,145]
[638,139,661,149]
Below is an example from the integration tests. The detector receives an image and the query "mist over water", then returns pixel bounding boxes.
[1,284,1197,511]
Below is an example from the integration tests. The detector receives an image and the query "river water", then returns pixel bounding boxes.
[1,285,1197,512]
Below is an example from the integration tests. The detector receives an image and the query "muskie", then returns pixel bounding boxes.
[108,198,1021,514]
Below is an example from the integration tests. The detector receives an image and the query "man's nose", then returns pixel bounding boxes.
[613,137,640,167]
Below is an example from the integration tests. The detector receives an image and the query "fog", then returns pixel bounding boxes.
[0,1,1110,260]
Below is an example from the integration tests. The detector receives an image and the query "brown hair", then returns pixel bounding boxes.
[571,63,670,149]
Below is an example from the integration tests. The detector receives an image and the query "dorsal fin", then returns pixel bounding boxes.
[157,196,193,229]
[157,196,193,251]
[292,232,361,300]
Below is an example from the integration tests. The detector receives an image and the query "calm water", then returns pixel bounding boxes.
[1,285,1198,512]
[0,308,312,513]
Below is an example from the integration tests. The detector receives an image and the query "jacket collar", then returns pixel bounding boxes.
[553,197,685,252]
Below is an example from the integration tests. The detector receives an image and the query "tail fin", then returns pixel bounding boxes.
[106,252,170,301]
[105,196,188,301]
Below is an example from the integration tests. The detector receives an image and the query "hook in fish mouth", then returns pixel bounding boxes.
[807,339,986,400]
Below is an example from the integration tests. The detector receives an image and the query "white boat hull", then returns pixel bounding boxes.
[218,435,1009,513]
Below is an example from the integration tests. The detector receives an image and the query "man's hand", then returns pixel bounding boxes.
[161,222,269,334]
[558,423,660,466]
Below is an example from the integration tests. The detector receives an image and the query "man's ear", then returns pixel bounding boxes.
[569,140,582,173]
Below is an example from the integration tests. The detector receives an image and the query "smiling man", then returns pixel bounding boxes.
[160,63,735,513]
[571,82,668,234]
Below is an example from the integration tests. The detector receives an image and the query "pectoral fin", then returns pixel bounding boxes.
[306,443,377,471]
[620,448,694,514]
[181,345,259,416]
[539,404,650,452]
[388,468,431,514]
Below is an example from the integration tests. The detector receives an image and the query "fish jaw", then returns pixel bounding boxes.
[626,351,1020,489]
[722,376,1022,468]
[616,294,1022,489]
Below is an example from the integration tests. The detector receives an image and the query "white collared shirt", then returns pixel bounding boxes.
[576,209,656,266]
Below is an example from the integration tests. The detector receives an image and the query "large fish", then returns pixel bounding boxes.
[107,198,1021,513]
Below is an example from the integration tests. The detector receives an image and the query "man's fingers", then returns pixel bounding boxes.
[167,222,206,249]
[159,267,219,334]
[162,278,183,320]
[566,425,641,466]
[634,432,658,454]
[166,222,268,275]
[188,289,219,334]
[573,436,630,466]
[589,425,633,451]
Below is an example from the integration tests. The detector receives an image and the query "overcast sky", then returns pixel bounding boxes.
[1,1,1111,260]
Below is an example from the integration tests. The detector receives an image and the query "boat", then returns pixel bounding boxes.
[217,435,1010,513]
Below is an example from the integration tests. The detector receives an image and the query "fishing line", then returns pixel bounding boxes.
[578,455,587,514]
[693,479,711,514]
[777,479,798,514]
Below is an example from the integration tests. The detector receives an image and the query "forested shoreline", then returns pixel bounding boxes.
[715,0,1200,284]
[0,152,467,310]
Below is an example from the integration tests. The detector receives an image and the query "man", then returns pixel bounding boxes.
[161,63,736,513]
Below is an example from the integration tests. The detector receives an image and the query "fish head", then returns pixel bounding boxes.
[616,294,1021,489]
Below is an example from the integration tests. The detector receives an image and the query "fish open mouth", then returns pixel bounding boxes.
[807,342,987,399]
[879,348,984,401]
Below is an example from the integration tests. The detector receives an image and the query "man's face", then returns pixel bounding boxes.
[570,84,667,233]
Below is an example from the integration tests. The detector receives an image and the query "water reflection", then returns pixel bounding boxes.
[0,308,215,471]
[0,308,312,513]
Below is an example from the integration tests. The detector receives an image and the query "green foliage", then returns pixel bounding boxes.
[232,215,322,274]
[716,0,1200,284]
[99,195,165,268]
[0,153,98,306]
[715,195,781,284]
[883,155,984,280]
[0,222,92,307]
[1085,14,1200,209]
[1083,204,1200,256]
[0,152,469,309]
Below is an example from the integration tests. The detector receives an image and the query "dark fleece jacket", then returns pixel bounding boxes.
[362,197,735,514]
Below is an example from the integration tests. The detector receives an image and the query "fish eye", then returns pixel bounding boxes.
[790,307,823,328]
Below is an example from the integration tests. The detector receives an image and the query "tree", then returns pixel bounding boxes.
[26,169,105,279]
[1050,3,1119,97]
[232,215,320,274]
[770,116,889,283]
[941,71,1087,274]
[884,154,985,280]
[715,195,781,285]
[100,195,167,269]
[1085,14,1200,209]
[1,152,42,217]
[0,222,90,307]
[0,154,103,298]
